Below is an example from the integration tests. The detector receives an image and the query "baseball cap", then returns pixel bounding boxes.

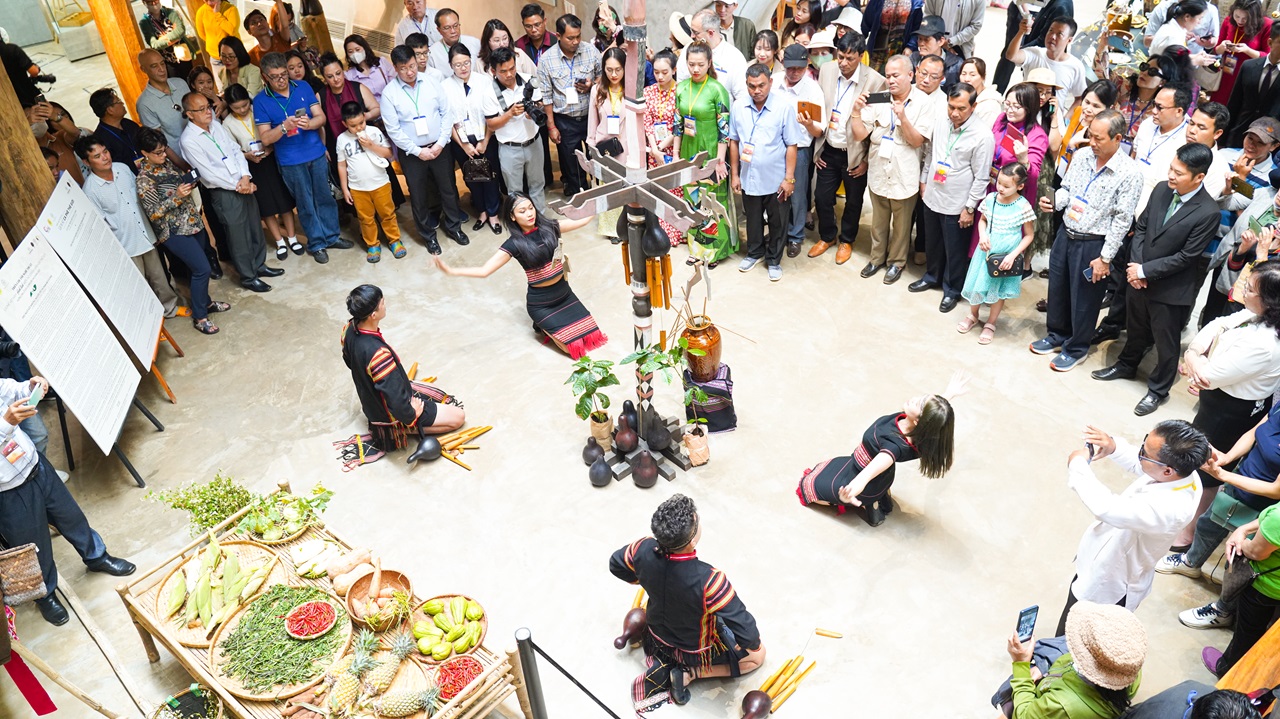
[783,43,809,68]
[913,16,946,37]
[1246,117,1280,144]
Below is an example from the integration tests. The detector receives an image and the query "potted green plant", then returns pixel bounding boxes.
[567,355,620,451]
[683,386,711,466]
[622,339,706,447]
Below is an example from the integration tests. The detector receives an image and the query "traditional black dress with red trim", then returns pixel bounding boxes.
[609,537,761,715]
[796,413,920,512]
[500,219,607,359]
[340,321,462,451]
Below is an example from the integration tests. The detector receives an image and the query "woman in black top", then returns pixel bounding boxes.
[797,374,967,526]
[434,192,606,359]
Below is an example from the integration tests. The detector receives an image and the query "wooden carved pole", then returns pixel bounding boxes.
[622,0,654,439]
[0,69,56,246]
[86,0,149,121]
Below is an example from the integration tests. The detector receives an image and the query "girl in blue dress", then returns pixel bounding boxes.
[957,162,1036,345]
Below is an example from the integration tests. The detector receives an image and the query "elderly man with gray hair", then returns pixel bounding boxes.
[675,9,748,104]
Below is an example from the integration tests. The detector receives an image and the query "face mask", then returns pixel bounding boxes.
[31,121,48,137]
[811,54,832,68]
[349,50,366,65]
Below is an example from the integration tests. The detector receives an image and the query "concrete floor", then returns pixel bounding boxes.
[3,3,1240,718]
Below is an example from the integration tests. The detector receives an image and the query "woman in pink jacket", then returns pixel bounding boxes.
[587,46,639,241]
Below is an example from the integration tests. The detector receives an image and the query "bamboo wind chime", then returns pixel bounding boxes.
[622,239,674,347]
[434,425,492,471]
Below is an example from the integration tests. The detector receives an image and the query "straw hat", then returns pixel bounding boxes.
[1064,602,1148,691]
[670,12,694,47]
[1024,67,1064,88]
[807,28,836,50]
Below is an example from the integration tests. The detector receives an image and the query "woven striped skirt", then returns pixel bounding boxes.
[527,279,607,360]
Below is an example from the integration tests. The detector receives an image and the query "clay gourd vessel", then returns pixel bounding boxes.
[631,451,658,488]
[680,316,722,383]
[406,436,442,464]
[615,416,639,454]
[741,690,772,719]
[647,424,671,452]
[613,607,648,649]
[619,400,639,436]
[589,455,613,487]
[583,436,605,465]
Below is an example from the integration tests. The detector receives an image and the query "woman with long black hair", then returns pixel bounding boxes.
[432,193,607,359]
[781,0,824,46]
[341,284,465,463]
[796,373,967,526]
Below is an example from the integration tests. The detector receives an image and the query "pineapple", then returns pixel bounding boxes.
[329,652,379,717]
[363,632,416,696]
[322,631,379,689]
[366,689,435,718]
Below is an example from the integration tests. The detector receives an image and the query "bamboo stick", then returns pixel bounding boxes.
[662,255,673,309]
[11,641,122,718]
[768,657,802,698]
[458,444,480,450]
[59,581,152,714]
[408,362,418,380]
[758,663,788,693]
[621,241,631,285]
[506,646,535,719]
[778,660,816,695]
[772,682,799,710]
[632,588,645,609]
[441,452,472,471]
[815,628,842,639]
[433,658,512,713]
[425,376,437,383]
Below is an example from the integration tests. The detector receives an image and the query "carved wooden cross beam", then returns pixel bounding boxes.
[548,148,721,233]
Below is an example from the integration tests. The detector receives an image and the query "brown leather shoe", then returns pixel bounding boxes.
[807,240,832,258]
[835,243,853,264]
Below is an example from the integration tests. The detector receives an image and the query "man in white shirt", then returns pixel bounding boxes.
[676,10,748,104]
[427,8,481,76]
[392,0,440,47]
[75,137,187,318]
[1144,0,1219,54]
[851,54,934,284]
[1005,16,1087,110]
[1054,421,1209,636]
[774,44,826,257]
[179,92,275,290]
[1131,86,1191,213]
[923,0,985,59]
[0,375,135,626]
[483,47,547,212]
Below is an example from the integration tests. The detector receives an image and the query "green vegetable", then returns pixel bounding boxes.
[217,585,349,692]
[237,484,334,541]
[147,473,257,537]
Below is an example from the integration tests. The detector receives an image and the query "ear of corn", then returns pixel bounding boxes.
[166,573,186,617]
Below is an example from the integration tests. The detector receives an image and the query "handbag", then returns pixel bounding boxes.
[0,544,47,606]
[462,157,496,184]
[595,137,624,158]
[1194,64,1223,92]
[987,252,1025,278]
[1209,490,1262,530]
[1221,554,1280,606]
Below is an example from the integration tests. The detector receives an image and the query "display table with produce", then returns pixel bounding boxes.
[116,480,530,719]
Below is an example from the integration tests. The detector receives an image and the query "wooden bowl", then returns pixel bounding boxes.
[152,540,288,648]
[345,569,413,631]
[411,594,488,665]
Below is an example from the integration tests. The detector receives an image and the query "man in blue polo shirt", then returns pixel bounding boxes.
[254,51,352,263]
[729,63,800,283]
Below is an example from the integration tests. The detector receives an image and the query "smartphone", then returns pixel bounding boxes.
[866,92,893,104]
[26,383,44,408]
[1232,176,1256,199]
[1017,605,1039,642]
[1086,442,1096,460]
[1083,266,1094,281]
[180,169,199,185]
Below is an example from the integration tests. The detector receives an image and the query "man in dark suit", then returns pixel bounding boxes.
[1224,24,1280,149]
[1091,143,1221,416]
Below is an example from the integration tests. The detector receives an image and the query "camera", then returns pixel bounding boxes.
[521,81,546,128]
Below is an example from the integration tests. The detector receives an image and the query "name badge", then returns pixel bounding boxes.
[654,122,670,143]
[413,115,431,137]
[220,156,239,176]
[248,140,264,156]
[1066,195,1089,223]
[1224,54,1239,72]
[877,133,894,159]
[741,142,755,163]
[606,114,621,135]
[933,160,951,184]
[2,439,24,465]
[1120,140,1134,157]
[828,109,842,131]
[563,84,580,105]
[683,115,697,137]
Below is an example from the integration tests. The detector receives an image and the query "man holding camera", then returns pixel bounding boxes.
[483,47,547,212]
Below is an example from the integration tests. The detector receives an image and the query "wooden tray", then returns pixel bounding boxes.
[411,595,487,665]
[208,588,353,702]
[152,540,288,648]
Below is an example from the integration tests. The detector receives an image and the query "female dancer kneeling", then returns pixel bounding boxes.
[797,373,966,526]
[434,192,608,359]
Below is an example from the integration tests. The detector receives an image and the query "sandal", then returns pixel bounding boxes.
[366,246,381,263]
[686,257,697,265]
[389,240,407,259]
[206,300,231,313]
[288,238,304,255]
[193,318,219,335]
[708,261,719,269]
[956,315,979,333]
[978,323,997,345]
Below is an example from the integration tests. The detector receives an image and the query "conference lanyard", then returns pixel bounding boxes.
[942,126,966,159]
[683,78,710,117]
[266,83,296,118]
[99,124,141,161]
[1080,165,1107,196]
[1142,119,1188,164]
[202,130,227,158]
[888,98,910,134]
[834,75,856,112]
[235,115,257,141]
[1126,99,1153,136]
[746,102,770,145]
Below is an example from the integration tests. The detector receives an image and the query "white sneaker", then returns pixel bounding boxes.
[1179,602,1234,629]
[768,265,782,282]
[1155,552,1202,578]
[738,257,760,272]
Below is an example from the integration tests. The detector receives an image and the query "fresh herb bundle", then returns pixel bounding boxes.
[147,473,258,536]
[217,585,348,692]
[237,484,334,542]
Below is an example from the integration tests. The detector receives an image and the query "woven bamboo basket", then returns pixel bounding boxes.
[0,544,46,606]
[147,685,223,719]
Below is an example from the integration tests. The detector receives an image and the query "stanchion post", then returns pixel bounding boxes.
[514,628,549,719]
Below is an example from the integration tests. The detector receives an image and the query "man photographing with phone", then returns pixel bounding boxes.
[0,376,137,626]
[1054,420,1209,636]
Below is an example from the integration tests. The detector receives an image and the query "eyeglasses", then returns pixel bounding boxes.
[264,71,289,82]
[1003,101,1023,109]
[187,104,212,113]
[451,59,471,69]
[523,19,544,30]
[1154,103,1176,111]
[1137,434,1170,468]
[1139,61,1164,78]
[439,22,460,32]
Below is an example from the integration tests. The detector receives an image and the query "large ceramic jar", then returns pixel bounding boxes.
[680,316,721,383]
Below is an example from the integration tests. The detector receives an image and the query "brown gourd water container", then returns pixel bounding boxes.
[680,315,721,383]
[615,415,639,454]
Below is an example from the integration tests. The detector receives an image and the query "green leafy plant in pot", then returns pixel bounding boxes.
[621,339,705,441]
[567,355,620,452]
